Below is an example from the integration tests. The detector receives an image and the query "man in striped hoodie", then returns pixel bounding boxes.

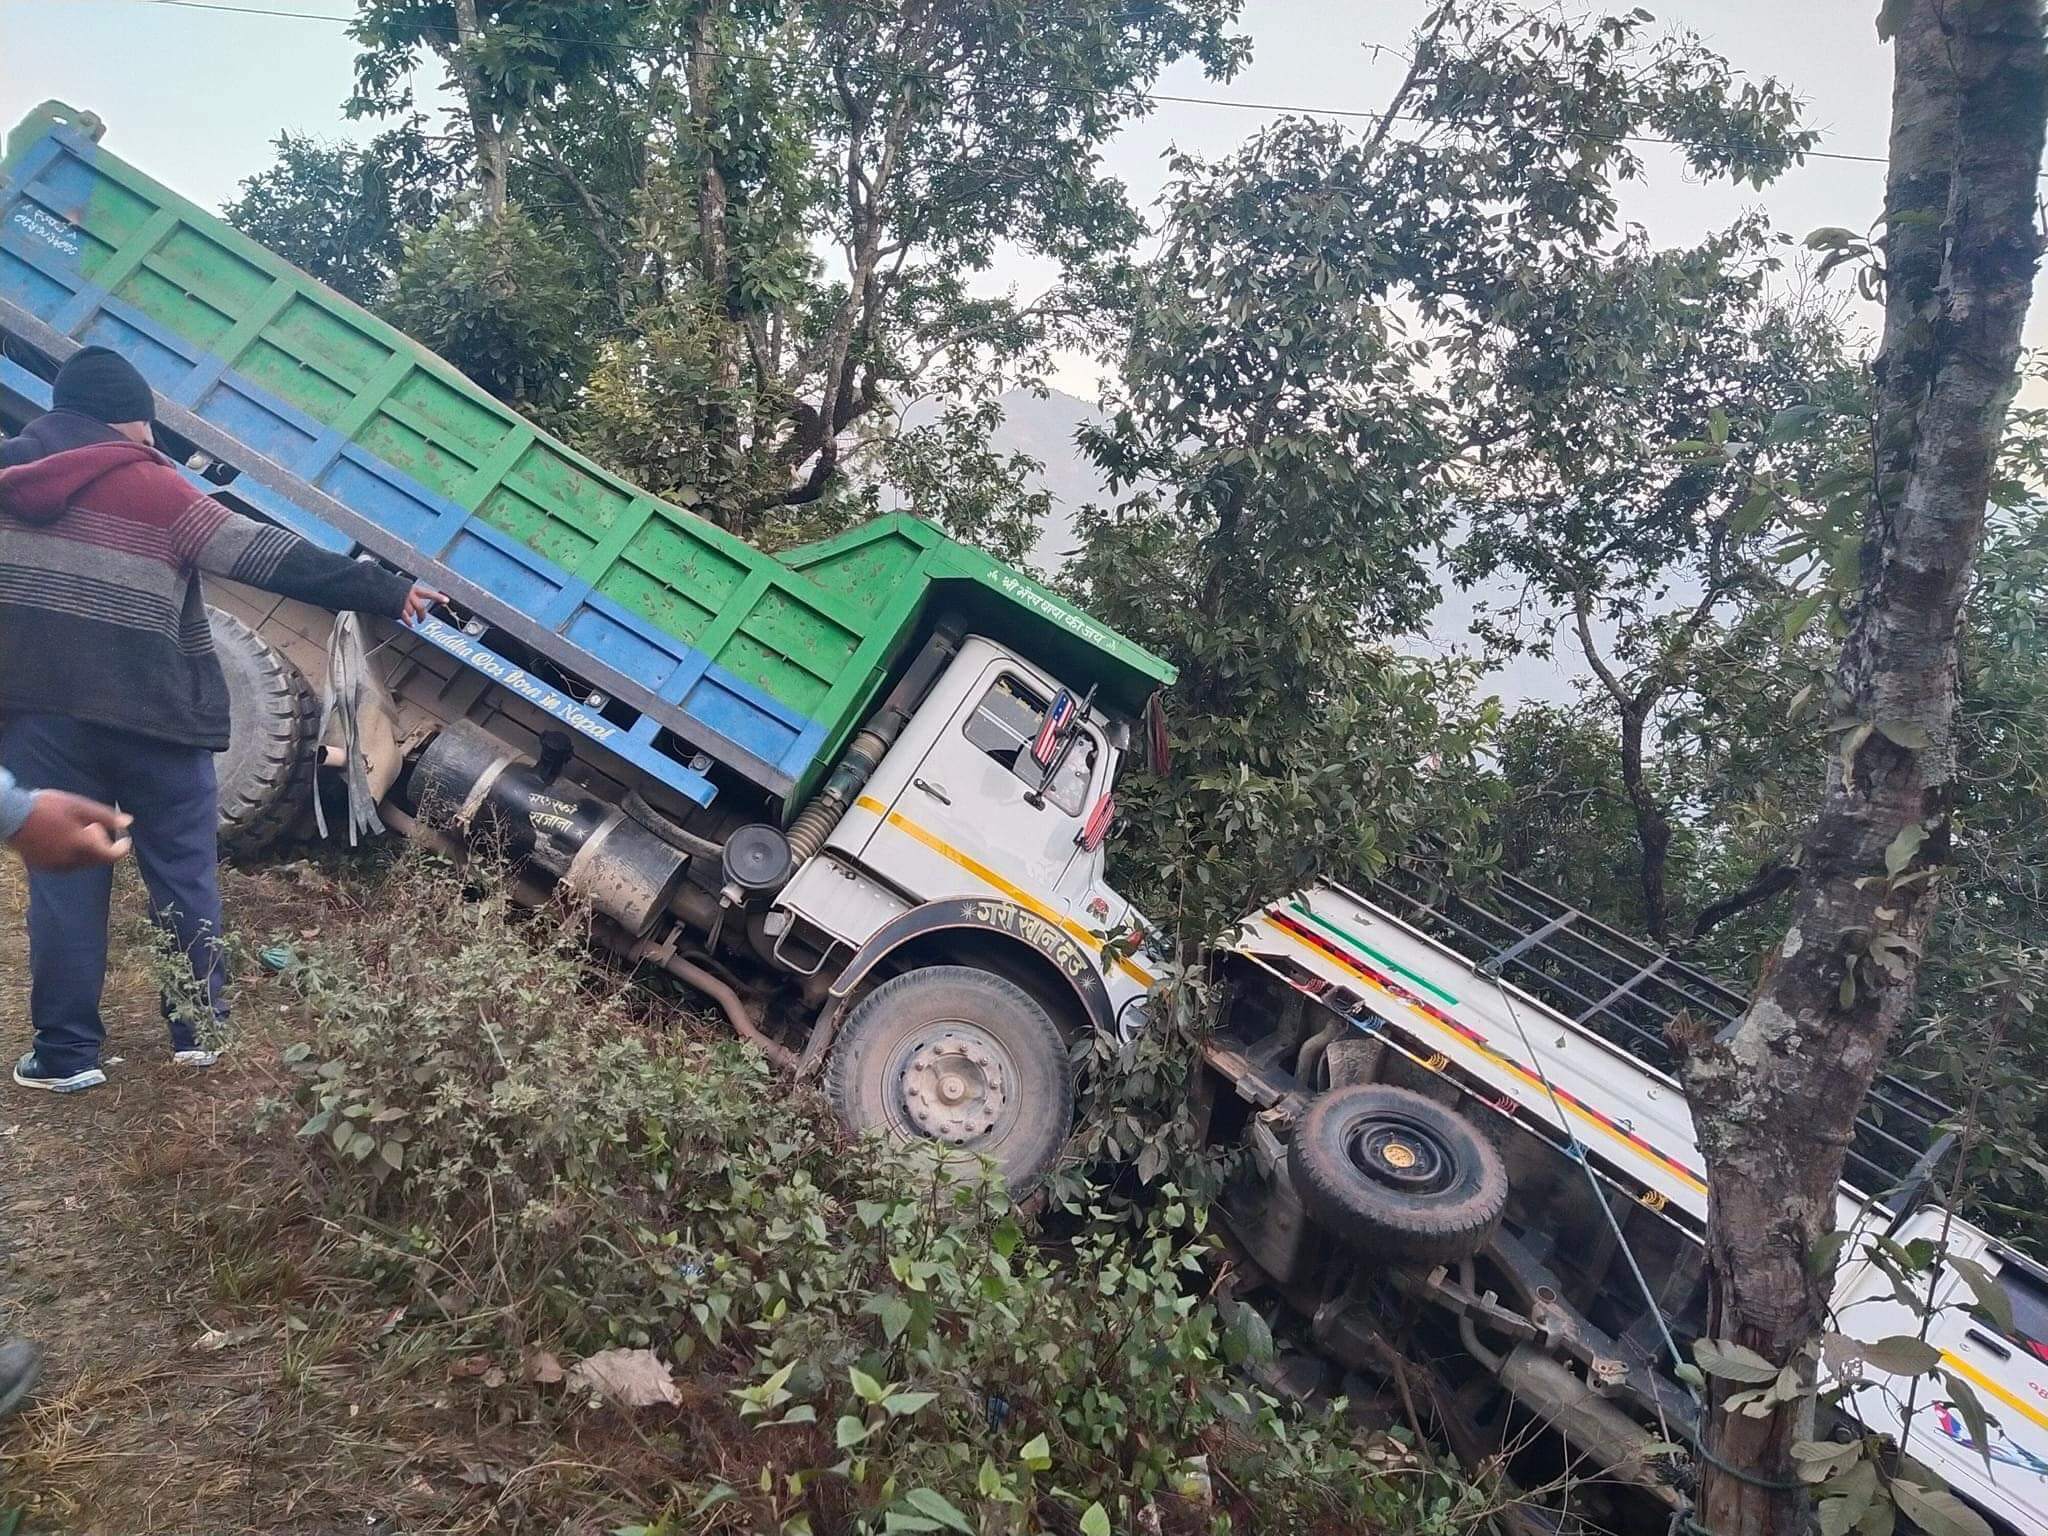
[0,346,443,1092]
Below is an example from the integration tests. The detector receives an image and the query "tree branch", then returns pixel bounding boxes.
[1362,3,1454,159]
[1572,590,1629,706]
[1684,860,1800,946]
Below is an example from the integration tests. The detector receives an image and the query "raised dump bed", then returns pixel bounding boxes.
[0,101,1171,813]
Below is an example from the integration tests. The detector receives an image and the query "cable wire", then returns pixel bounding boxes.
[71,0,1985,178]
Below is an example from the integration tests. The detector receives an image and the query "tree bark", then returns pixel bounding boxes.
[1573,594,1674,940]
[448,0,509,219]
[1617,696,1673,942]
[1680,5,2047,1532]
[687,3,742,484]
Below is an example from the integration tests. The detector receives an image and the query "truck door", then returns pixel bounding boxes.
[863,658,1103,914]
[1834,1213,2048,1530]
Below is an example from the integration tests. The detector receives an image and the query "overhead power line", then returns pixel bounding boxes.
[57,0,1964,178]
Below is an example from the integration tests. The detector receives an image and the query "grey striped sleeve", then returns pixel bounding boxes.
[191,507,415,619]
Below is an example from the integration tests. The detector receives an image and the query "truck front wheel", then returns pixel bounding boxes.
[825,965,1074,1192]
[1289,1084,1508,1267]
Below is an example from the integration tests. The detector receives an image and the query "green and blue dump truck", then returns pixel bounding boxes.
[9,102,2042,1535]
[0,98,1176,1192]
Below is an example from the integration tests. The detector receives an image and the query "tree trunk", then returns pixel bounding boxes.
[688,3,742,488]
[1680,5,2046,1533]
[1617,697,1672,942]
[449,0,508,219]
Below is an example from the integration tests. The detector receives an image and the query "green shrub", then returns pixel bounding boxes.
[280,852,1486,1533]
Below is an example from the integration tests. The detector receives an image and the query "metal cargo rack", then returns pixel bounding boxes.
[1368,865,1957,1202]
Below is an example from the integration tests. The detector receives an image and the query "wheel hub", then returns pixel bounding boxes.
[899,1030,1009,1143]
[1348,1116,1456,1195]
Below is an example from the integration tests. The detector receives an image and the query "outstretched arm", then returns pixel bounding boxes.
[180,492,443,622]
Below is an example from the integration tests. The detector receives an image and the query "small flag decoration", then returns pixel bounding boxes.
[1032,688,1076,766]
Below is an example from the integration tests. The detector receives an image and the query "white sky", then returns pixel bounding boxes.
[5,0,2041,375]
[5,0,2042,707]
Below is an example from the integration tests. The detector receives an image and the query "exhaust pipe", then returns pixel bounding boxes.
[1497,1346,1683,1507]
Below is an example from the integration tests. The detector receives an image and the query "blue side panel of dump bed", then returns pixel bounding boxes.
[0,354,721,805]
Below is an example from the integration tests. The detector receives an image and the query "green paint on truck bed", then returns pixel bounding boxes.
[0,101,1173,812]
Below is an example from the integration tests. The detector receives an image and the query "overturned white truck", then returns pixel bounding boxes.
[1202,871,2048,1534]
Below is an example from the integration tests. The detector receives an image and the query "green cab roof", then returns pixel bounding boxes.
[780,513,1176,718]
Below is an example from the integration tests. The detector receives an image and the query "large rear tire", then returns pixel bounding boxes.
[209,605,318,860]
[825,965,1074,1191]
[1290,1084,1508,1267]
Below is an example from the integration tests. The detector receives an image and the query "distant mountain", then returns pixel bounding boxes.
[981,387,1581,708]
[985,387,1102,574]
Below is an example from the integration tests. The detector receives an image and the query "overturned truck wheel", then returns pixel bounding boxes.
[1290,1083,1508,1267]
[826,965,1074,1192]
[209,605,319,860]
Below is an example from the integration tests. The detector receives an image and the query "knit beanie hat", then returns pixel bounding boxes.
[52,346,155,426]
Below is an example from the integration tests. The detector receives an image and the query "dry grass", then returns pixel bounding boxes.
[0,853,696,1535]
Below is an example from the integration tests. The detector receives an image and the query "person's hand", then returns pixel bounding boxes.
[9,792,132,872]
[399,582,449,627]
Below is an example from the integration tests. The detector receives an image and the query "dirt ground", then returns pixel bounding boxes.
[0,855,666,1536]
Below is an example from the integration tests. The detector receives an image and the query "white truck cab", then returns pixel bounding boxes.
[752,634,1158,1181]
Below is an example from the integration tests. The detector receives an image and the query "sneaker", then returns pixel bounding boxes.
[0,1338,42,1419]
[171,1048,221,1068]
[12,1052,106,1093]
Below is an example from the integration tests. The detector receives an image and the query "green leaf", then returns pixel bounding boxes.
[1875,719,1933,750]
[688,1484,736,1518]
[1885,823,1928,877]
[882,1516,942,1535]
[903,1489,975,1535]
[977,1457,1006,1499]
[1792,1439,1863,1483]
[1859,1334,1942,1376]
[1708,405,1731,445]
[848,1367,887,1405]
[991,1217,1023,1258]
[777,1404,818,1426]
[1784,590,1827,642]
[874,1295,914,1344]
[1694,1337,1780,1384]
[882,1391,937,1418]
[1891,1479,1993,1536]
[1810,1229,1852,1276]
[1766,402,1826,442]
[1019,1431,1053,1470]
[1940,1371,1995,1476]
[1730,488,1780,538]
[1079,1503,1112,1536]
[835,1414,871,1449]
[1220,1299,1275,1367]
[379,1138,405,1171]
[1946,1255,2016,1335]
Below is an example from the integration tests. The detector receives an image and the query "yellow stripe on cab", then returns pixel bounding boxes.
[853,795,1154,988]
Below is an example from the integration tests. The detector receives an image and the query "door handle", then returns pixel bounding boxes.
[913,777,951,805]
[1966,1327,2013,1361]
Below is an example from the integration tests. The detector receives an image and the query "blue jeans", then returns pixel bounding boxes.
[1,715,226,1075]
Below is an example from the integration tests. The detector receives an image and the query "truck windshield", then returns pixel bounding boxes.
[964,675,1096,815]
[1996,1258,2048,1363]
